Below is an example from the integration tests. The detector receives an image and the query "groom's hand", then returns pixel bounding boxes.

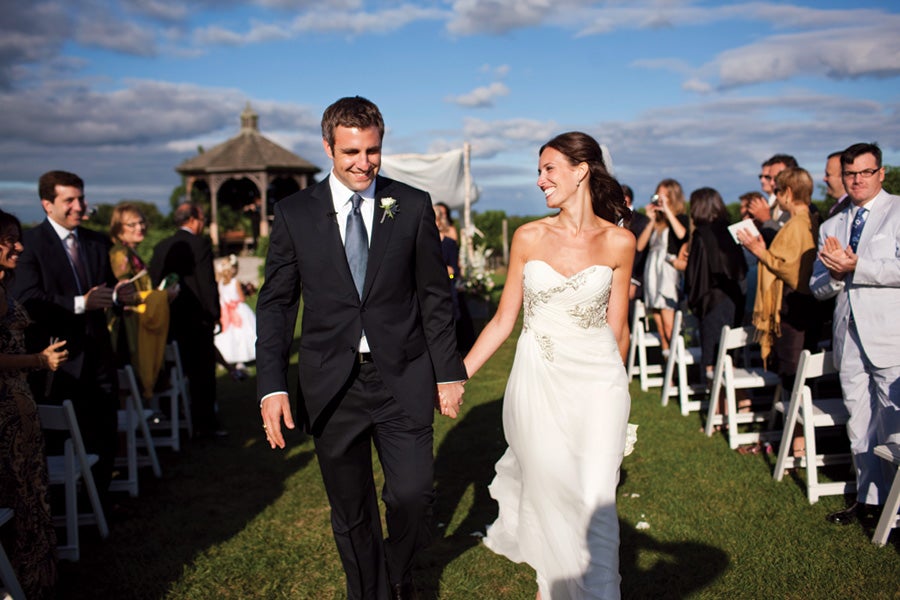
[261,393,295,449]
[436,381,465,419]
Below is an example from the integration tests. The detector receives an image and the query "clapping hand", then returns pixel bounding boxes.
[114,280,140,306]
[747,197,772,223]
[436,381,465,419]
[84,284,115,310]
[818,235,857,279]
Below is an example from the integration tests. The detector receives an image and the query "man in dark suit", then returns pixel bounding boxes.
[257,96,466,599]
[11,170,137,500]
[149,203,222,438]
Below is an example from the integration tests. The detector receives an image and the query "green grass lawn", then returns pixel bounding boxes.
[57,318,900,599]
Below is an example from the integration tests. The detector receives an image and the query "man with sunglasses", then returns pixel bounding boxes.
[810,142,900,528]
[750,154,798,244]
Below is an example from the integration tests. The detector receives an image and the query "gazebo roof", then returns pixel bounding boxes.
[176,103,320,175]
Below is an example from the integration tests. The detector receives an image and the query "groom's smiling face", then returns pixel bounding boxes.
[324,125,382,193]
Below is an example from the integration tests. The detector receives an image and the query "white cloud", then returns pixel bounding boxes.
[447,82,510,108]
[712,22,900,88]
[682,78,712,93]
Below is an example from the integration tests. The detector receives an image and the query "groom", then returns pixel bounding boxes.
[256,96,466,599]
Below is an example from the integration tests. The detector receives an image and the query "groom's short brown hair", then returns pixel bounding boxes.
[321,96,384,149]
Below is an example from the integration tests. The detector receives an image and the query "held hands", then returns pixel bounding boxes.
[747,197,772,223]
[819,235,858,279]
[435,381,465,419]
[260,393,295,449]
[41,339,68,371]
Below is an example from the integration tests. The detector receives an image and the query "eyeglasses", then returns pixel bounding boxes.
[758,174,773,181]
[123,220,147,229]
[842,168,881,179]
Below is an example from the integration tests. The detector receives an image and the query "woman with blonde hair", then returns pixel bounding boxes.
[108,202,173,395]
[636,178,689,350]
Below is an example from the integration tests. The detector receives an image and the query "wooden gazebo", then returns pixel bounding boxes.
[176,103,320,250]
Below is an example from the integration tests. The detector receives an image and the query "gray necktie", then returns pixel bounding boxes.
[345,193,368,297]
[65,233,89,294]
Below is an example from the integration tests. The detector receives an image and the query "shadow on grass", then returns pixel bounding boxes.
[620,517,729,599]
[56,365,314,599]
[418,397,506,598]
[419,399,729,598]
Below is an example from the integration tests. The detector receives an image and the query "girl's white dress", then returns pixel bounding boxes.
[214,278,256,364]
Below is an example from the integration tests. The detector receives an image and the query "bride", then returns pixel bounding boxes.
[464,131,634,599]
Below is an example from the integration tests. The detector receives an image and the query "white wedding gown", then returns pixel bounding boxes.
[484,260,631,600]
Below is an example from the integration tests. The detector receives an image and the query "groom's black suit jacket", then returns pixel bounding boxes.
[256,175,466,433]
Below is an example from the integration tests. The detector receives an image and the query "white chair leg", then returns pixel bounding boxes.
[873,448,900,546]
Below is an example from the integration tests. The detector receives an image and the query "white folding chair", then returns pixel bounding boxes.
[626,299,664,391]
[872,443,900,546]
[0,509,25,600]
[704,325,781,449]
[660,310,706,415]
[149,341,193,449]
[38,400,109,562]
[110,366,162,497]
[771,350,854,503]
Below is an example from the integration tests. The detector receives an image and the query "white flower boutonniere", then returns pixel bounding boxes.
[380,197,398,223]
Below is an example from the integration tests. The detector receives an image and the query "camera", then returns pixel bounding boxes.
[650,194,661,206]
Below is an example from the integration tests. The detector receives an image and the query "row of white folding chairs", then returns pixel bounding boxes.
[651,313,849,495]
[40,342,193,561]
[647,310,896,539]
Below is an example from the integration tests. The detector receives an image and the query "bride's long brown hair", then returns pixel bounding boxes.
[540,132,630,226]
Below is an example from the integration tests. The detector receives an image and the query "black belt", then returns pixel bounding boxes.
[357,352,374,364]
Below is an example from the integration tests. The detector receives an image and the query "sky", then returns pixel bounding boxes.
[1,0,898,225]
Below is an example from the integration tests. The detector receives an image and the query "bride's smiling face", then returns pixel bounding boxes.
[537,147,581,208]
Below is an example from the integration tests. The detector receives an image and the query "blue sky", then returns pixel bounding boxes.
[1,0,898,225]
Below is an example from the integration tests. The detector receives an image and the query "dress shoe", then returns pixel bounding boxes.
[391,582,419,600]
[826,502,880,527]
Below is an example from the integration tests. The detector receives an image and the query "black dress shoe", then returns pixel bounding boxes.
[826,502,881,527]
[826,502,858,525]
[391,582,419,600]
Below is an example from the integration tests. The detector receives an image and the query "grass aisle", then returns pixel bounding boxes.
[59,324,899,599]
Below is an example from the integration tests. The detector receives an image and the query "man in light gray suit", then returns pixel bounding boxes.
[810,142,900,526]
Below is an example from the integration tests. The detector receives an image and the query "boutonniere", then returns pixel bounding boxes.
[379,197,398,223]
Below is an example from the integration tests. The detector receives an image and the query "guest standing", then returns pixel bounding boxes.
[9,170,136,502]
[636,178,689,350]
[108,202,172,395]
[810,142,900,526]
[150,203,223,438]
[0,209,68,599]
[684,188,747,374]
[435,201,475,352]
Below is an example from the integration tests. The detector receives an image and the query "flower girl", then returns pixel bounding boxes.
[214,255,256,378]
